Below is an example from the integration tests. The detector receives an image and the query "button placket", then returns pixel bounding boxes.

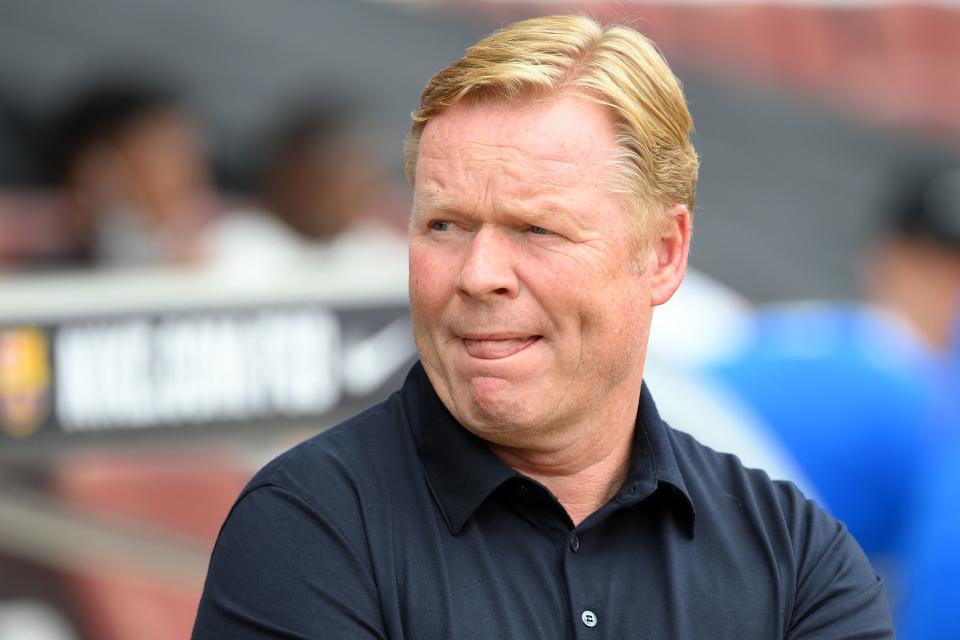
[563,530,597,635]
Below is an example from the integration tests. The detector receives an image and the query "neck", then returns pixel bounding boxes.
[489,394,638,527]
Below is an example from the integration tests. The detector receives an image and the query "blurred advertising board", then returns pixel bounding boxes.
[0,265,414,449]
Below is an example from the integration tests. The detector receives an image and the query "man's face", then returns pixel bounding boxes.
[409,94,663,446]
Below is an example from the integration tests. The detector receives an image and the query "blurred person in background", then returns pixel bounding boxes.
[892,163,960,640]
[203,95,408,277]
[707,303,934,557]
[869,161,960,357]
[52,76,215,268]
[705,158,960,623]
[259,96,407,242]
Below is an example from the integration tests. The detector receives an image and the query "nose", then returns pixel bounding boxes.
[457,226,519,299]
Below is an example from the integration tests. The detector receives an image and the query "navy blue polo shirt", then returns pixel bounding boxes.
[193,363,892,639]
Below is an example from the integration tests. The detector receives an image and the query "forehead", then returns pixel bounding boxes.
[416,94,618,195]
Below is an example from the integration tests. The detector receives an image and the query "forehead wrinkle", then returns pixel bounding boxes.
[421,131,592,177]
[460,140,595,179]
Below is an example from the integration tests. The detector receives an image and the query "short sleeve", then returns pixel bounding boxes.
[192,483,386,640]
[784,486,894,640]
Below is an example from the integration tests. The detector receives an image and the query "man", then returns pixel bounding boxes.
[52,77,214,268]
[193,15,892,639]
[202,95,409,278]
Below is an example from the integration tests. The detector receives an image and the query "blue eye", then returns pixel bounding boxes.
[430,221,451,231]
[529,225,551,235]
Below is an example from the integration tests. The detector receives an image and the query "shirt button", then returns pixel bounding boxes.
[569,535,580,552]
[581,610,598,628]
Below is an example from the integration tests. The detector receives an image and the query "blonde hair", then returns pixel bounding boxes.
[404,14,699,245]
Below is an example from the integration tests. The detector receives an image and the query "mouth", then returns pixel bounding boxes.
[460,335,541,360]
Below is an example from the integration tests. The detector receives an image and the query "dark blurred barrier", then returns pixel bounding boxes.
[0,269,414,455]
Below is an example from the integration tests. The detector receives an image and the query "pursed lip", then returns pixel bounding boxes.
[458,333,541,360]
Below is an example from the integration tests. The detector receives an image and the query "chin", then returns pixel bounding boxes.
[459,378,543,437]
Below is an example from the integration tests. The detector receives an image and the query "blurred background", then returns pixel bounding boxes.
[0,0,957,638]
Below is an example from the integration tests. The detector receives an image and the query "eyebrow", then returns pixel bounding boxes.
[412,188,590,234]
[411,190,447,216]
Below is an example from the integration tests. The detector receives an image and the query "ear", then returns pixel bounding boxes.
[648,204,691,306]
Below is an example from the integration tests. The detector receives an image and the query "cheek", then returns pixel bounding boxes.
[409,248,454,316]
[575,275,649,345]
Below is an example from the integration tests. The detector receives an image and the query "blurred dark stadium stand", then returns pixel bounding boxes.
[0,1,955,296]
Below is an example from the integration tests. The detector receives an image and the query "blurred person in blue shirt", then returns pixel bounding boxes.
[707,303,936,560]
[898,297,960,640]
[706,159,960,616]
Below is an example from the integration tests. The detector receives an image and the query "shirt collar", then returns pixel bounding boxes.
[403,363,518,534]
[402,362,696,537]
[623,382,697,538]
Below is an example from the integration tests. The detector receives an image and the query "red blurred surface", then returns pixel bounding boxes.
[51,451,252,640]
